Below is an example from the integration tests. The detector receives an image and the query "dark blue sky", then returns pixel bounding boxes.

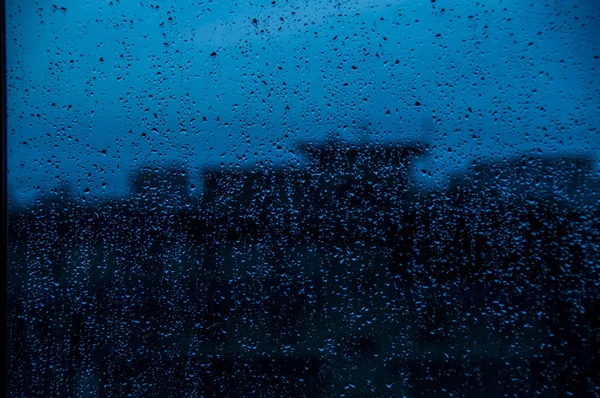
[6,0,600,204]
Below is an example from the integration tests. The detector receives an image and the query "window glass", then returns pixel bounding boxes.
[7,0,600,396]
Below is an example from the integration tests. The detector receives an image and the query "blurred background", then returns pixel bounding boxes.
[6,0,600,396]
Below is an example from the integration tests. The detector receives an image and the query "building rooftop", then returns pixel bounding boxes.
[297,139,429,164]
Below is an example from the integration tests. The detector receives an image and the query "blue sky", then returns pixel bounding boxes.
[6,0,600,203]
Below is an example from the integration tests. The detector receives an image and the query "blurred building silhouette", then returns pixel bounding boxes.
[130,163,189,209]
[449,153,600,209]
[299,139,428,202]
[202,166,311,216]
[201,139,428,220]
[7,139,600,397]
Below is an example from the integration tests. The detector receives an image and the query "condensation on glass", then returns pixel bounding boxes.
[6,1,600,396]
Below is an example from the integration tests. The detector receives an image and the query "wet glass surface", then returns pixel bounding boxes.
[6,1,600,396]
